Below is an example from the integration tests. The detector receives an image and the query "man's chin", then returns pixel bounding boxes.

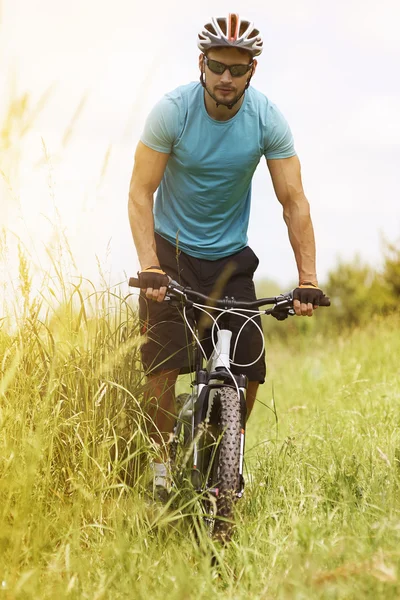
[215,92,237,106]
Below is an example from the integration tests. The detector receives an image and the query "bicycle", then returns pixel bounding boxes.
[129,276,330,542]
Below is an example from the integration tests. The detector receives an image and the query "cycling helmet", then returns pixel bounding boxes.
[198,14,263,57]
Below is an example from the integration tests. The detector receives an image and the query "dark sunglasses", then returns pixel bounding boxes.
[204,56,253,78]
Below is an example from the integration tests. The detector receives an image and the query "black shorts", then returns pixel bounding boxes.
[139,234,266,383]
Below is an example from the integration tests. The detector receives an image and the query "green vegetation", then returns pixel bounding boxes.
[257,241,400,341]
[2,81,400,599]
[1,244,400,598]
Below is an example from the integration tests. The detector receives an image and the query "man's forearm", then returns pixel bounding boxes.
[128,188,159,270]
[282,193,318,285]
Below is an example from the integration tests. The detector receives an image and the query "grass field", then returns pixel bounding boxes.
[1,282,400,599]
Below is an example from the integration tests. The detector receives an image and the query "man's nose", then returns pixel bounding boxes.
[220,67,233,84]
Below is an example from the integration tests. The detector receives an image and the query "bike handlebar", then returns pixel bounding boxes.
[128,277,331,310]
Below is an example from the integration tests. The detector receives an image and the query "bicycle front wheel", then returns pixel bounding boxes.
[208,386,244,543]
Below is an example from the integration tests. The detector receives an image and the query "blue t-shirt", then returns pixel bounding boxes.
[141,82,296,260]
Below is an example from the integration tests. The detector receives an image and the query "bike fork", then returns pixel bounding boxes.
[238,386,247,497]
[237,427,246,498]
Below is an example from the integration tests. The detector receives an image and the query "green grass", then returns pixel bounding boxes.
[3,80,400,598]
[1,274,400,599]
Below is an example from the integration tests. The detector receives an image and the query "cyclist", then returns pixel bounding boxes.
[128,14,326,494]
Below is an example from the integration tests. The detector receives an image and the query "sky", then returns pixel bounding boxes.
[1,0,399,288]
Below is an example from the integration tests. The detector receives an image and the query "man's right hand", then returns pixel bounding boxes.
[137,266,169,302]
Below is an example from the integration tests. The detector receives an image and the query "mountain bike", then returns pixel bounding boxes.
[129,276,330,542]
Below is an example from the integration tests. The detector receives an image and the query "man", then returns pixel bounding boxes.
[128,15,326,493]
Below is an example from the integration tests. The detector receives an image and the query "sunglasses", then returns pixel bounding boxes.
[204,56,253,78]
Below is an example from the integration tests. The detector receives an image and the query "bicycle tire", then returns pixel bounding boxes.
[208,386,242,543]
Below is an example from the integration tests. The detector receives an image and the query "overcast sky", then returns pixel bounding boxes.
[1,0,399,287]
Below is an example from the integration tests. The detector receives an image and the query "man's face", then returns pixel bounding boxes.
[199,47,257,105]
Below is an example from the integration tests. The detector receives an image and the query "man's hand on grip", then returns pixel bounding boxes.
[138,266,169,302]
[293,282,325,317]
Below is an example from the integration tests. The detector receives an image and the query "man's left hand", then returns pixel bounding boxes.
[293,282,325,317]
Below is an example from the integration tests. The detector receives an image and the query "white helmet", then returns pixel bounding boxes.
[198,14,263,57]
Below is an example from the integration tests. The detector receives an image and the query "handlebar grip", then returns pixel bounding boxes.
[319,295,331,307]
[129,277,141,288]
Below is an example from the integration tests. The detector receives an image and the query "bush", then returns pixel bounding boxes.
[324,255,396,330]
[256,239,400,339]
[383,238,400,297]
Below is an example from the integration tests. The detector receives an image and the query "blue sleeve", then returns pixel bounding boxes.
[140,95,182,154]
[264,103,296,159]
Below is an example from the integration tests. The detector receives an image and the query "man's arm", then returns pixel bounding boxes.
[128,141,170,300]
[267,154,319,315]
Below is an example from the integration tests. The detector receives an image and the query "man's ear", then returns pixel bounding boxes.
[251,58,258,76]
[198,53,205,73]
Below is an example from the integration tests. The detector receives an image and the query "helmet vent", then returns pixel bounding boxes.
[239,21,249,37]
[247,27,260,39]
[216,17,227,36]
[204,22,218,36]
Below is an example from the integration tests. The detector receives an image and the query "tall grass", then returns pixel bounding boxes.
[2,234,400,597]
[2,85,400,599]
[1,236,149,594]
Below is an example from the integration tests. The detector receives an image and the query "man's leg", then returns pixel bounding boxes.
[137,236,201,497]
[143,368,180,460]
[142,368,180,498]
